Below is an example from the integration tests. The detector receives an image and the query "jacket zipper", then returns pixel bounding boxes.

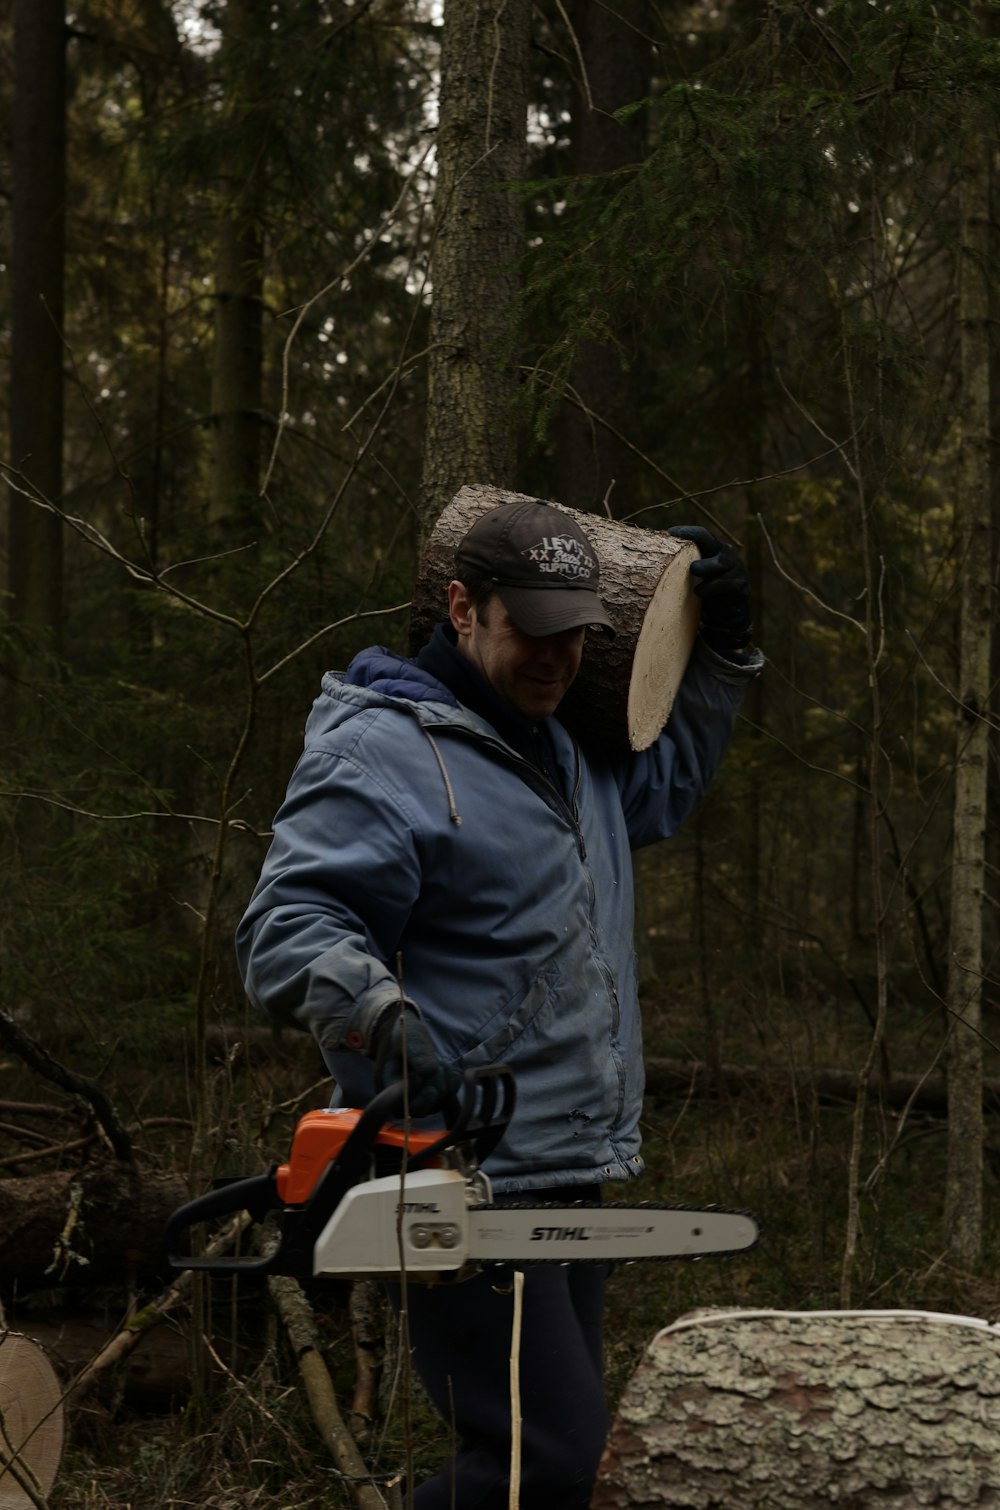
[427,720,629,1154]
[425,722,588,859]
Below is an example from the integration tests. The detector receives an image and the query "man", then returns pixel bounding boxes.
[236,500,762,1508]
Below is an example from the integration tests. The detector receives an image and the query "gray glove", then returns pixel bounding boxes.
[369,1004,461,1116]
[669,524,753,653]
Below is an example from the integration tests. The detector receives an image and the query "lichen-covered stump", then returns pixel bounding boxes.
[593,1309,1000,1508]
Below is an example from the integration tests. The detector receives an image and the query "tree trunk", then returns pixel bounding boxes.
[410,483,699,751]
[208,0,265,529]
[7,0,65,650]
[418,0,532,537]
[945,82,992,1268]
[555,0,651,515]
[595,1309,1000,1508]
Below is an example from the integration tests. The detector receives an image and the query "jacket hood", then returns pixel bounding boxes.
[341,641,459,708]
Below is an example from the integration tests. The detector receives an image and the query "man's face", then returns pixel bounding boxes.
[448,582,585,720]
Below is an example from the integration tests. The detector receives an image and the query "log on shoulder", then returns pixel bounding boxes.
[594,1308,1000,1508]
[411,484,700,752]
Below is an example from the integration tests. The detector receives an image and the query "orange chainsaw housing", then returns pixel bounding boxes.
[275,1109,445,1205]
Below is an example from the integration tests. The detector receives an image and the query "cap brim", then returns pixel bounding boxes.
[497,584,615,637]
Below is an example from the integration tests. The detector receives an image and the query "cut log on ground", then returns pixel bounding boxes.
[594,1308,1000,1509]
[0,1331,65,1509]
[13,1312,193,1410]
[410,484,700,753]
[0,1163,188,1289]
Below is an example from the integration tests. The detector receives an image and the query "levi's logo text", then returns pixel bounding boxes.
[522,535,596,581]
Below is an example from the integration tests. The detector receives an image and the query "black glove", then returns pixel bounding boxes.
[369,1004,460,1117]
[669,524,753,653]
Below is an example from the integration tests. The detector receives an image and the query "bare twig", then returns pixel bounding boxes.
[200,1333,313,1468]
[523,367,848,537]
[756,513,866,634]
[260,602,411,685]
[0,1137,95,1173]
[0,1009,132,1167]
[264,140,435,495]
[509,1270,524,1510]
[0,463,245,633]
[0,789,265,833]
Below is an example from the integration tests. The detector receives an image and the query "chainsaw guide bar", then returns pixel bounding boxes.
[469,1201,760,1266]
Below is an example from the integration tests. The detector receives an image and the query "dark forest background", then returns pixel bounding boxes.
[2,0,1000,1504]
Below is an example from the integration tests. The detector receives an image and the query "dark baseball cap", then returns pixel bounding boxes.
[454,501,615,637]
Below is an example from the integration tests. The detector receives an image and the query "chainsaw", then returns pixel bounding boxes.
[165,1066,759,1282]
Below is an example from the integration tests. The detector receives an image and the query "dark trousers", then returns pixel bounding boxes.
[392,1245,611,1509]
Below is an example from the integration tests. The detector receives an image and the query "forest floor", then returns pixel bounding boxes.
[4,953,1000,1509]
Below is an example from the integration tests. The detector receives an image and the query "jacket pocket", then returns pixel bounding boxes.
[460,969,561,1066]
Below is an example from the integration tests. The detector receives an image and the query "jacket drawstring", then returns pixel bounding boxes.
[422,728,463,827]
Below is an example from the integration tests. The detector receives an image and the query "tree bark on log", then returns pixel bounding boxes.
[594,1308,1000,1509]
[411,484,699,752]
[0,1163,187,1288]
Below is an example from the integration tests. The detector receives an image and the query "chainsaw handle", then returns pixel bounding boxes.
[409,1063,516,1170]
[163,1171,284,1275]
[164,1064,517,1279]
[162,1084,417,1279]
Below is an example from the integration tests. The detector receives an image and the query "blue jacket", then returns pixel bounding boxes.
[236,632,759,1192]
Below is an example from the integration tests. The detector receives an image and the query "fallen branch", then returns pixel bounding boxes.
[0,1010,132,1165]
[65,1212,251,1405]
[348,1280,386,1446]
[267,1273,394,1510]
[0,1136,96,1174]
[0,1120,60,1148]
[0,1103,69,1121]
[643,1056,1000,1117]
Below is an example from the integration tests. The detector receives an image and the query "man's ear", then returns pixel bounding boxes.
[448,580,475,638]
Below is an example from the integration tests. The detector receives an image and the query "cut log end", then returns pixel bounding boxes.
[625,547,700,750]
[0,1332,65,1508]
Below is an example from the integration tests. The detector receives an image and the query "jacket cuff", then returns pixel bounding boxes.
[693,634,765,681]
[339,993,416,1057]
